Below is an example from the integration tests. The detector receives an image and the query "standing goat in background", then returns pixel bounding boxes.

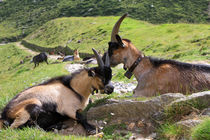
[0,48,114,135]
[103,14,210,97]
[31,52,48,68]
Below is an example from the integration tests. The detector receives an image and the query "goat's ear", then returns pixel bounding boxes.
[116,34,126,48]
[88,69,95,77]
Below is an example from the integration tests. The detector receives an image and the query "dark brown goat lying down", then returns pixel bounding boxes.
[0,48,114,135]
[103,13,210,97]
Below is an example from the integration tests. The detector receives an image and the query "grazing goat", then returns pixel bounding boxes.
[0,49,114,135]
[103,14,210,97]
[31,52,48,68]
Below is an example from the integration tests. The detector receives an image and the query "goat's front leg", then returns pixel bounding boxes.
[76,110,96,135]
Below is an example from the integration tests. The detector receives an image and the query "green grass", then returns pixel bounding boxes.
[157,123,183,140]
[0,21,22,42]
[164,98,209,123]
[0,127,96,140]
[157,118,210,140]
[24,16,210,62]
[191,118,210,140]
[102,124,131,140]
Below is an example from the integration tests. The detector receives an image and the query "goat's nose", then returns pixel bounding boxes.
[105,84,114,94]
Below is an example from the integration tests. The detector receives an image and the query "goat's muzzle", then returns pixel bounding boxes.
[103,82,114,94]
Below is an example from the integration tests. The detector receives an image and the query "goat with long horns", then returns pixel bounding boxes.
[0,48,114,135]
[103,14,210,97]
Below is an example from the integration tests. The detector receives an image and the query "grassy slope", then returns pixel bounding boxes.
[0,0,208,41]
[0,21,22,40]
[25,16,210,61]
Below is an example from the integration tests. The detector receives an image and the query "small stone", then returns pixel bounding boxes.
[20,60,24,64]
[201,108,210,116]
[54,129,58,133]
[68,127,74,131]
[110,112,115,116]
[137,120,144,128]
[120,89,127,93]
[117,120,122,124]
[93,132,104,138]
[127,122,135,130]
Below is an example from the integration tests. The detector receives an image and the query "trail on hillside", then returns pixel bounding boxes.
[15,42,61,60]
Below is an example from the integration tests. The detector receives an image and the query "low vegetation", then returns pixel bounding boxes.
[164,98,209,122]
[157,118,210,140]
[158,123,183,140]
[191,118,210,140]
[0,127,96,140]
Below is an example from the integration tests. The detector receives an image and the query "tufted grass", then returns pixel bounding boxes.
[157,123,183,140]
[191,118,210,140]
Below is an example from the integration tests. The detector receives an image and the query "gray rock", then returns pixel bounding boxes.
[87,93,185,124]
[65,64,84,73]
[168,91,210,110]
[201,108,210,116]
[112,81,137,94]
[176,119,203,130]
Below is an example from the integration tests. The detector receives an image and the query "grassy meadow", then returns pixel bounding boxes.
[24,16,210,62]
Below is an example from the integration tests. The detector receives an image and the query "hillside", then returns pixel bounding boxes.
[0,44,209,140]
[0,0,209,42]
[24,16,210,62]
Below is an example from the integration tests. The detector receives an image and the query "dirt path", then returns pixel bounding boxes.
[15,42,61,60]
[16,42,38,55]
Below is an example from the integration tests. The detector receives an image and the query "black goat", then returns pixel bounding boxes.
[31,52,48,68]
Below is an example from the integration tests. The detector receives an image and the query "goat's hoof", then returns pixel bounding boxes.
[87,129,96,135]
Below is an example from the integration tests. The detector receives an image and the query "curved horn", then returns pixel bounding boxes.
[105,52,110,67]
[111,13,128,42]
[92,48,104,68]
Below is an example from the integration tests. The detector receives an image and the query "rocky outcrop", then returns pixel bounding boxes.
[85,91,210,138]
[87,93,185,124]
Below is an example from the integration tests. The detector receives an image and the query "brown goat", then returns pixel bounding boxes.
[103,14,210,97]
[0,49,114,135]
